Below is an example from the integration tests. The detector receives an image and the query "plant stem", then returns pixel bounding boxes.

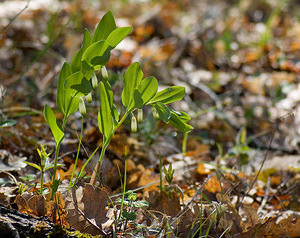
[90,110,130,186]
[40,170,44,194]
[50,116,67,200]
[118,148,127,222]
[68,117,84,191]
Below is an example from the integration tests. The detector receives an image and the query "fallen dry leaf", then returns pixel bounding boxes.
[65,183,110,235]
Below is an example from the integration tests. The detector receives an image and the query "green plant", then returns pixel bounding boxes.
[228,127,251,167]
[115,190,149,231]
[44,11,193,199]
[164,164,175,186]
[24,145,62,195]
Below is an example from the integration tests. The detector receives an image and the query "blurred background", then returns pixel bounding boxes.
[1,0,300,174]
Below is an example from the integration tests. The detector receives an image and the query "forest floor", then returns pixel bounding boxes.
[0,0,300,237]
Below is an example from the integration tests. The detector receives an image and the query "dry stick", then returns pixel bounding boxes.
[241,113,292,205]
[0,0,31,34]
[170,173,213,226]
[246,123,276,195]
[257,177,270,214]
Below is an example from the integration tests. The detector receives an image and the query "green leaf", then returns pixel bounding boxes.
[62,71,92,116]
[82,40,111,69]
[122,62,143,110]
[92,11,116,43]
[23,161,41,171]
[112,104,119,124]
[44,105,64,146]
[0,119,16,128]
[102,78,113,107]
[122,210,136,221]
[57,62,71,115]
[154,102,171,123]
[134,76,158,108]
[98,82,113,140]
[148,86,185,105]
[169,111,193,133]
[45,163,63,171]
[71,29,92,73]
[65,71,92,96]
[106,27,132,48]
[170,109,191,122]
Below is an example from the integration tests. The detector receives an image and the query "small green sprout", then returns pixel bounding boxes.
[164,164,175,185]
[24,145,62,195]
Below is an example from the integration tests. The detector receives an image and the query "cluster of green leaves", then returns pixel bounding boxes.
[24,145,62,195]
[115,191,148,222]
[43,11,193,198]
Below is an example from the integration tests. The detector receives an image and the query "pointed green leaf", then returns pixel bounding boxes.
[106,27,132,48]
[82,28,92,50]
[121,62,143,110]
[98,81,113,140]
[71,29,92,73]
[170,109,191,122]
[0,119,16,128]
[23,161,42,171]
[148,86,185,105]
[44,105,64,146]
[169,111,193,133]
[112,104,119,125]
[57,62,71,115]
[65,71,92,96]
[92,11,116,43]
[82,40,111,68]
[135,76,158,108]
[102,78,113,109]
[45,163,63,171]
[154,102,171,123]
[133,90,143,109]
[63,71,92,116]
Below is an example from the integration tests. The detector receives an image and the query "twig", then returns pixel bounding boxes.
[170,173,213,226]
[242,125,275,203]
[0,0,31,34]
[257,177,270,214]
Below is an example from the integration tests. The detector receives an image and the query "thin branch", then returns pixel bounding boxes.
[170,173,213,226]
[0,0,31,34]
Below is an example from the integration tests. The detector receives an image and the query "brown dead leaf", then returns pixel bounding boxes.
[65,184,110,235]
[196,162,211,175]
[15,194,35,216]
[0,185,17,205]
[147,190,181,217]
[236,211,300,238]
[27,194,46,216]
[204,175,221,193]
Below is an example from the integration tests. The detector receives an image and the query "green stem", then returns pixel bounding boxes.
[90,110,131,185]
[40,170,44,195]
[118,148,127,222]
[50,116,67,200]
[68,117,84,191]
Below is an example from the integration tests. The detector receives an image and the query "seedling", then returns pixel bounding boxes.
[115,190,149,231]
[43,11,193,198]
[164,164,175,185]
[24,145,62,195]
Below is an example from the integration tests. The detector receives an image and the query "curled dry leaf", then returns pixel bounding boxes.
[0,150,27,172]
[15,192,66,224]
[65,183,110,235]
